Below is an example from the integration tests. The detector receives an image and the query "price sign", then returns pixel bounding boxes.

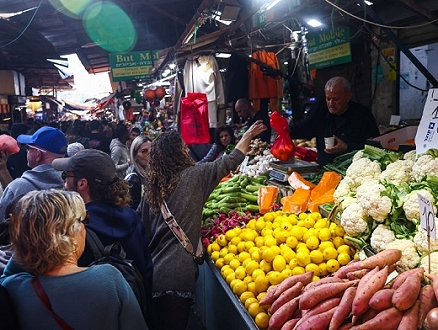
[419,193,436,239]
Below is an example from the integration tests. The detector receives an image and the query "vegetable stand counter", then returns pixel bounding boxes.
[195,256,259,330]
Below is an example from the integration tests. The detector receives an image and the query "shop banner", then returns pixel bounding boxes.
[109,50,159,82]
[415,88,438,155]
[307,26,352,70]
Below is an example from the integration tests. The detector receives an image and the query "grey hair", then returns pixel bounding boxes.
[130,135,151,178]
[325,76,351,94]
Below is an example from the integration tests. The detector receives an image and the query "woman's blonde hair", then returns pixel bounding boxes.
[9,189,86,275]
[129,135,151,179]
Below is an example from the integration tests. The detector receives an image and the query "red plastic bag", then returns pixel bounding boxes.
[270,111,295,161]
[180,93,210,144]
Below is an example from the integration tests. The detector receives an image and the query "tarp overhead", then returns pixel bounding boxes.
[62,99,96,111]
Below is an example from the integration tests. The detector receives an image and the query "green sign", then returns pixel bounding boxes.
[307,26,351,70]
[109,50,159,82]
[256,11,267,27]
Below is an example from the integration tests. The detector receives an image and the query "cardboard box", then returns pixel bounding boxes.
[366,125,417,151]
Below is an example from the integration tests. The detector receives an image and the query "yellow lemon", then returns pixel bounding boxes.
[215,258,225,268]
[229,258,241,270]
[240,291,255,304]
[261,227,273,237]
[306,235,320,250]
[275,230,289,244]
[332,236,345,249]
[309,249,324,264]
[319,241,335,252]
[227,244,238,255]
[255,312,269,329]
[236,241,246,253]
[292,266,305,275]
[319,262,328,276]
[338,252,351,266]
[254,275,270,293]
[210,251,220,261]
[223,253,235,265]
[244,241,255,252]
[326,259,340,273]
[248,302,264,318]
[243,230,256,242]
[311,212,322,221]
[254,236,265,247]
[216,234,228,247]
[225,230,237,241]
[221,267,234,278]
[298,212,307,220]
[289,257,299,269]
[262,247,276,263]
[259,259,272,273]
[263,212,275,222]
[225,272,236,284]
[232,280,248,296]
[296,251,310,267]
[323,247,339,261]
[247,282,258,296]
[219,247,229,258]
[270,245,281,256]
[230,236,241,246]
[246,219,257,230]
[267,271,284,285]
[209,242,221,252]
[245,297,259,309]
[245,260,260,276]
[251,250,262,263]
[282,248,296,263]
[337,244,353,254]
[318,228,332,241]
[264,236,277,247]
[334,224,346,237]
[255,219,266,232]
[304,217,315,229]
[286,235,298,249]
[251,268,265,281]
[272,255,287,272]
[305,263,321,277]
[238,251,251,263]
[242,258,251,269]
[235,266,246,280]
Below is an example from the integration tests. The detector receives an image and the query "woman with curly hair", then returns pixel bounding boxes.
[1,189,147,330]
[140,120,267,330]
[197,125,236,164]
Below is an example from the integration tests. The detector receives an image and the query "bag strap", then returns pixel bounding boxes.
[85,227,105,260]
[160,201,203,257]
[31,277,74,330]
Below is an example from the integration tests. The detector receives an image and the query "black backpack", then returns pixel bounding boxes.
[85,228,147,319]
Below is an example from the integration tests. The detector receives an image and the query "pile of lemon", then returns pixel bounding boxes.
[206,210,357,329]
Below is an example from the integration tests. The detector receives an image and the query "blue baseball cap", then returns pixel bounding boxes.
[17,126,68,154]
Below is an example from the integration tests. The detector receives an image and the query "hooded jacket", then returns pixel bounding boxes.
[0,164,64,220]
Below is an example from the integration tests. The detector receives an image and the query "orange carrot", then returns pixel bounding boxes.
[299,280,357,310]
[350,307,404,330]
[368,288,395,311]
[352,265,389,317]
[398,300,420,330]
[360,249,402,269]
[270,282,303,314]
[329,286,356,330]
[393,270,423,311]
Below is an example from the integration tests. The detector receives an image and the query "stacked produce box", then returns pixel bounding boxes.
[200,140,438,329]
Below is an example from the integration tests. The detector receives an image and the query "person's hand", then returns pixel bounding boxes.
[324,135,348,154]
[243,120,267,139]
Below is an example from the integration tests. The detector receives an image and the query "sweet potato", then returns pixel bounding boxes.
[299,280,357,310]
[352,266,388,316]
[260,271,312,306]
[391,268,424,290]
[295,306,337,330]
[329,286,356,330]
[398,300,420,330]
[418,284,438,329]
[349,307,404,330]
[334,260,362,279]
[270,282,303,314]
[296,297,341,328]
[354,266,379,297]
[279,318,300,330]
[303,276,345,292]
[346,268,370,280]
[393,270,422,311]
[360,249,402,270]
[268,296,299,330]
[358,307,379,324]
[368,288,395,311]
[338,324,354,330]
[425,273,438,302]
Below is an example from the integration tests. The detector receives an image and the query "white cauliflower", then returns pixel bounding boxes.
[333,178,352,203]
[413,217,438,253]
[341,196,357,209]
[356,181,392,222]
[420,252,438,275]
[412,154,438,182]
[403,150,417,162]
[352,150,364,162]
[370,224,396,252]
[340,202,368,237]
[344,158,381,190]
[403,189,436,222]
[379,159,414,184]
[386,239,420,272]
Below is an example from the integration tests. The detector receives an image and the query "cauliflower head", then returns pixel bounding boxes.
[413,217,438,253]
[403,189,436,222]
[352,150,364,162]
[334,178,353,203]
[386,239,420,272]
[403,150,417,162]
[340,202,368,237]
[370,224,396,252]
[345,158,381,190]
[356,181,392,222]
[420,252,438,275]
[379,159,414,184]
[412,154,438,182]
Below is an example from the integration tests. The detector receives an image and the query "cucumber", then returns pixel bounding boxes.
[245,184,262,192]
[245,204,260,213]
[240,192,258,203]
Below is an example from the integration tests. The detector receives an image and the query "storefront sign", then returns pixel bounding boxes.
[109,50,159,82]
[415,88,438,155]
[307,26,352,70]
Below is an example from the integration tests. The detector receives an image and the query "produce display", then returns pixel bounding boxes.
[200,141,438,330]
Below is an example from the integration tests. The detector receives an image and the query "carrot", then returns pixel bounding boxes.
[349,307,404,330]
[352,265,388,316]
[329,286,356,330]
[268,296,299,330]
[392,270,422,311]
[334,260,362,279]
[360,249,402,269]
[270,282,303,314]
[391,268,424,290]
[398,300,420,330]
[295,306,337,330]
[279,318,300,330]
[260,271,312,306]
[418,284,438,329]
[303,276,345,292]
[368,288,395,311]
[299,280,357,310]
[296,297,341,328]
